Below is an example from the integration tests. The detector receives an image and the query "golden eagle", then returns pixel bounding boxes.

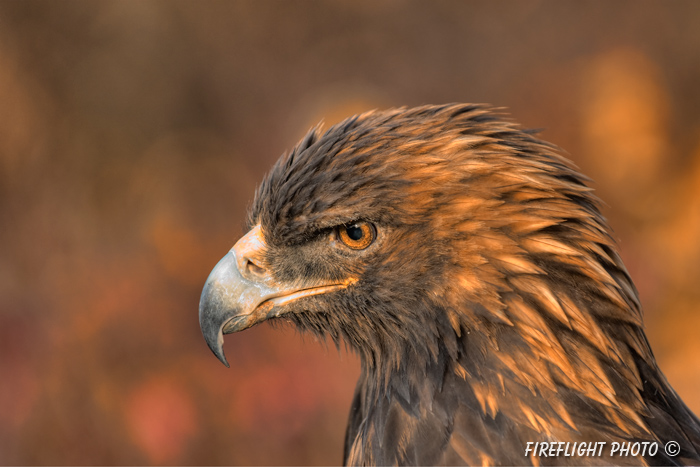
[199,104,700,465]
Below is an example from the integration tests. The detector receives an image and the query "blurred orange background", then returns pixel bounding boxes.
[1,1,700,465]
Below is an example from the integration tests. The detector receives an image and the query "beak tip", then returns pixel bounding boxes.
[213,347,230,368]
[200,313,232,368]
[212,331,230,368]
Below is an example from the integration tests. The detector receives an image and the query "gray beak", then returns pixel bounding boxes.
[198,250,280,367]
[199,224,356,367]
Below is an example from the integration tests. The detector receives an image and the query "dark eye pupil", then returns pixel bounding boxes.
[346,225,363,241]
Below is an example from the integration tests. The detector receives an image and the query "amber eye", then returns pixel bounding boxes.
[338,222,376,250]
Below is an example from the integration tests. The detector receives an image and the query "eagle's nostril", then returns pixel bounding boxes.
[245,258,266,278]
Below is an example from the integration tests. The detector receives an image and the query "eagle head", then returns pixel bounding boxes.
[199,104,700,465]
[200,104,631,369]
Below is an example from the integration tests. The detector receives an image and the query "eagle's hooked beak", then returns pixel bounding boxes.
[199,225,353,367]
[198,225,275,367]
